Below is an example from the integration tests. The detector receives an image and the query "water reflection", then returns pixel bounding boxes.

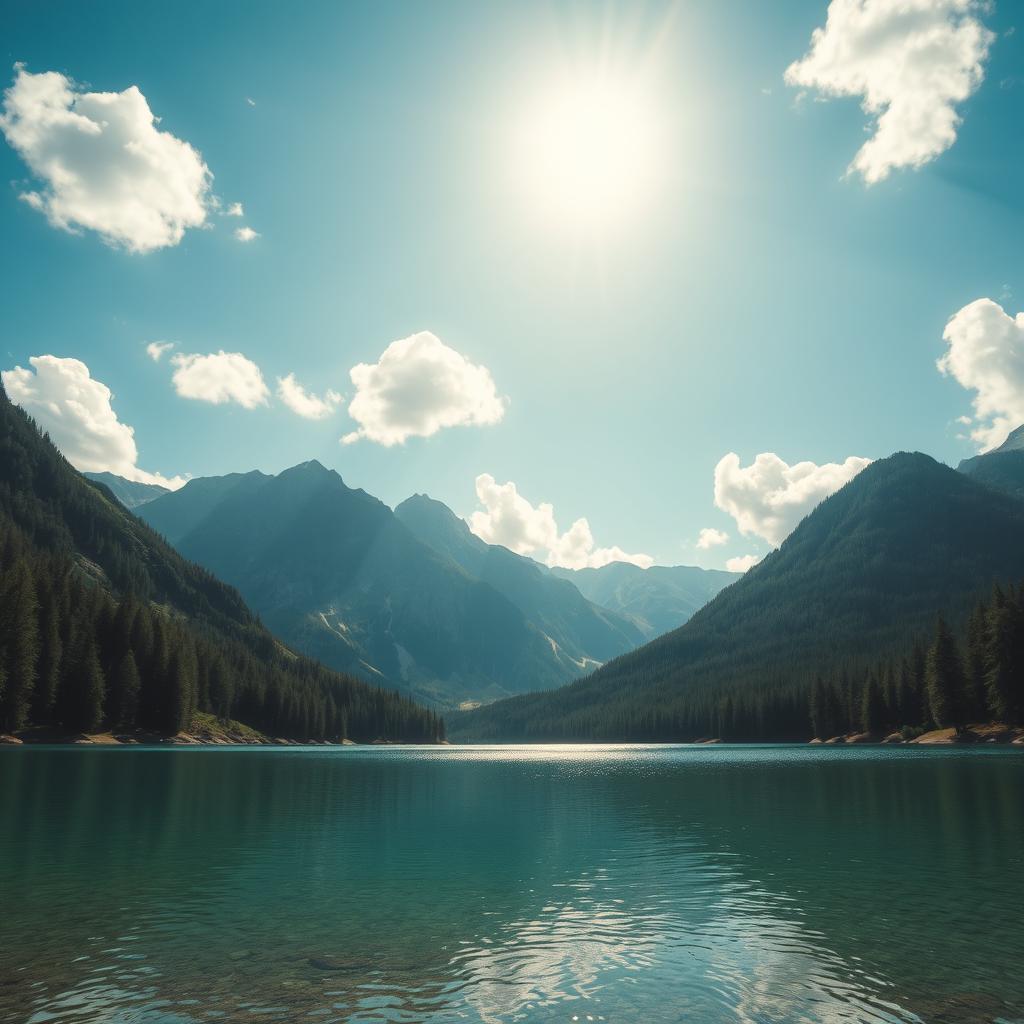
[0,745,1021,1023]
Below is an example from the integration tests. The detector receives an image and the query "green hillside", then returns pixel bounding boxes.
[0,386,442,742]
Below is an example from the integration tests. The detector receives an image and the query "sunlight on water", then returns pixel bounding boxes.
[1,745,1022,1024]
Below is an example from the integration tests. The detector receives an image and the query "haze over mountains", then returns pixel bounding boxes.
[83,473,169,510]
[453,449,1024,741]
[133,465,735,707]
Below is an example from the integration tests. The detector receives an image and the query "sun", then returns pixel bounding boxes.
[515,66,666,234]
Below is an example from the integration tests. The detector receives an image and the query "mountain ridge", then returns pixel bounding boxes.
[452,451,1024,741]
[139,466,634,706]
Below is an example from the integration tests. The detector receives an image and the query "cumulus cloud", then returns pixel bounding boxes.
[696,527,729,549]
[938,297,1024,451]
[714,452,872,546]
[225,202,244,217]
[785,0,994,183]
[146,341,174,362]
[234,226,259,242]
[468,473,653,570]
[2,355,185,487]
[342,332,506,446]
[170,350,269,409]
[276,373,342,420]
[0,65,212,251]
[726,554,761,573]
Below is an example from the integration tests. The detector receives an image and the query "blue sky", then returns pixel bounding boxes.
[2,0,1023,571]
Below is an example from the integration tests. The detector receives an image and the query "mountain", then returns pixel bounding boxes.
[957,424,1024,499]
[83,473,169,509]
[395,493,645,660]
[0,386,442,742]
[139,467,619,707]
[83,472,170,509]
[452,452,1024,741]
[548,561,740,638]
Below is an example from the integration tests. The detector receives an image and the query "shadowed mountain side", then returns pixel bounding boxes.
[452,453,1024,740]
[139,466,610,707]
[395,494,645,661]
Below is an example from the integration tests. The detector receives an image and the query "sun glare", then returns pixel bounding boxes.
[516,67,666,234]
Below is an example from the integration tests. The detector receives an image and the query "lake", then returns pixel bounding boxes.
[0,745,1022,1024]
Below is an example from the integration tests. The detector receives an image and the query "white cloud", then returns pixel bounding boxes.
[234,226,259,242]
[468,473,653,570]
[2,355,185,488]
[470,475,558,555]
[276,373,342,420]
[726,554,761,573]
[342,332,506,446]
[714,452,872,546]
[696,527,729,549]
[170,350,268,409]
[225,202,244,217]
[146,340,174,362]
[0,65,212,252]
[938,297,1024,451]
[784,0,994,184]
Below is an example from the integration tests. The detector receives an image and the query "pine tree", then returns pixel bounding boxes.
[110,651,141,729]
[32,585,62,723]
[965,602,989,721]
[0,560,39,731]
[208,654,234,720]
[861,674,884,735]
[985,589,1024,723]
[163,645,197,735]
[70,633,106,734]
[926,616,968,730]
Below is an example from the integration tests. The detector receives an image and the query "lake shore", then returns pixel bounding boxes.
[810,722,1024,745]
[0,712,449,747]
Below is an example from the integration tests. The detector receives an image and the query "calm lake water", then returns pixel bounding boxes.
[0,745,1022,1024]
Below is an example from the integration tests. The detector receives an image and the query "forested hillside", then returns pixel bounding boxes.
[452,453,1024,741]
[808,584,1024,741]
[0,387,443,742]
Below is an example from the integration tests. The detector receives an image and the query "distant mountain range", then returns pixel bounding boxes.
[453,450,1024,741]
[132,466,731,707]
[83,472,169,509]
[548,561,739,639]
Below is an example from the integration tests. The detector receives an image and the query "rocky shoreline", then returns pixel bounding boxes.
[810,722,1024,746]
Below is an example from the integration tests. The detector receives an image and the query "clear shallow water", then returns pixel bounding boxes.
[0,745,1022,1024]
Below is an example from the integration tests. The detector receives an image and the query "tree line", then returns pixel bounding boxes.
[0,523,445,741]
[809,585,1024,739]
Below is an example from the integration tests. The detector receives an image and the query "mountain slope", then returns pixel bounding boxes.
[957,424,1024,500]
[453,453,1024,741]
[0,387,442,741]
[139,468,598,706]
[548,561,740,638]
[395,494,645,663]
[83,472,170,509]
